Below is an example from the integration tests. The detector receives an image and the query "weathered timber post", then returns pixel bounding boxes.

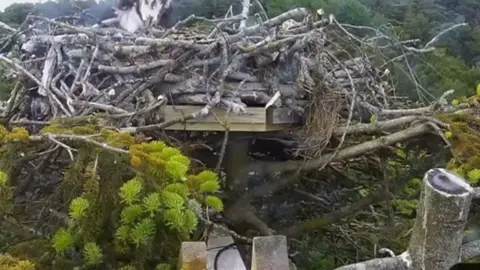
[408,168,473,269]
[251,235,290,270]
[334,168,473,270]
[178,242,207,270]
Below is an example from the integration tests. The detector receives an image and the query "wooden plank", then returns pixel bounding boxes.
[178,242,207,270]
[164,122,267,132]
[207,236,247,270]
[163,106,266,124]
[162,106,300,132]
[269,108,301,124]
[251,236,289,270]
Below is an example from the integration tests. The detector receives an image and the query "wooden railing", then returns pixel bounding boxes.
[178,235,291,270]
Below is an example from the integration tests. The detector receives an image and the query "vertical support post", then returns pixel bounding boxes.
[407,168,473,270]
[177,242,207,270]
[251,235,289,270]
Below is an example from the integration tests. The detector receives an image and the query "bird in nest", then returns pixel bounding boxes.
[114,0,173,33]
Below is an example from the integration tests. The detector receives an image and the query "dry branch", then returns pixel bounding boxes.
[0,5,441,139]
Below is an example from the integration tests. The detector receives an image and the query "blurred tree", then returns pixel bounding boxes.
[2,3,34,26]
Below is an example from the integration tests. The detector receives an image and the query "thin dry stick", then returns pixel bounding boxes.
[214,80,246,173]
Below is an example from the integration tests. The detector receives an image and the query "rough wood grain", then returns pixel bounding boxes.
[178,242,207,270]
[251,235,289,270]
[162,106,300,131]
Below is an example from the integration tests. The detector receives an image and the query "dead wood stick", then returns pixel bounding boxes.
[121,105,212,133]
[461,240,480,261]
[255,123,433,174]
[0,55,49,95]
[239,0,251,30]
[29,134,128,154]
[70,100,128,114]
[227,8,309,42]
[0,21,16,32]
[97,59,170,74]
[237,124,433,205]
[333,116,446,136]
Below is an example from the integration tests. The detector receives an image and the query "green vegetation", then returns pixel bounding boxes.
[0,0,479,269]
[0,122,222,269]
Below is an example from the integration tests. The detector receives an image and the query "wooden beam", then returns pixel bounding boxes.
[177,242,207,270]
[162,106,300,132]
[251,236,290,270]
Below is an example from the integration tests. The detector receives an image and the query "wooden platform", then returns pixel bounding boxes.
[163,105,301,132]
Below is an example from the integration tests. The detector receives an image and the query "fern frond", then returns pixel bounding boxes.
[52,228,74,255]
[144,141,167,153]
[159,147,181,160]
[160,191,184,210]
[165,160,188,180]
[68,197,90,220]
[169,155,190,167]
[83,242,103,265]
[0,171,8,186]
[163,208,185,231]
[143,192,162,215]
[165,183,190,197]
[196,170,218,183]
[199,181,220,193]
[182,209,198,234]
[115,225,130,243]
[130,154,142,168]
[205,196,223,212]
[13,260,36,270]
[120,204,143,224]
[119,178,143,205]
[130,218,156,246]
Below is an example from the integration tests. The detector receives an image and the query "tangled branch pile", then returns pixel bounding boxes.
[0,7,410,141]
[0,4,476,269]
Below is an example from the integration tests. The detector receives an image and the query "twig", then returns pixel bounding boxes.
[29,134,129,154]
[47,135,76,160]
[0,55,49,95]
[240,0,251,30]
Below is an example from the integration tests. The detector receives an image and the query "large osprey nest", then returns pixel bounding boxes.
[0,6,463,157]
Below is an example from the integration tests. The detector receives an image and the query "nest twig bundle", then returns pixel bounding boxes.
[0,5,462,161]
[0,8,396,125]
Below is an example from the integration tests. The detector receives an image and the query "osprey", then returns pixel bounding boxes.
[115,0,173,33]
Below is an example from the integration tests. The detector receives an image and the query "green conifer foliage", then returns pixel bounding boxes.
[0,123,223,269]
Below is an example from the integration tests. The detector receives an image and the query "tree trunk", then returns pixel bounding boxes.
[408,168,473,270]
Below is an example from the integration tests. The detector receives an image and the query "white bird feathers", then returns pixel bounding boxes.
[115,0,172,33]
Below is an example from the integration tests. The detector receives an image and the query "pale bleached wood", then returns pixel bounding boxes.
[251,236,289,270]
[207,236,247,270]
[162,105,300,132]
[178,242,207,270]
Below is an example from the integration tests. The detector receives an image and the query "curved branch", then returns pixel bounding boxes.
[251,124,432,174]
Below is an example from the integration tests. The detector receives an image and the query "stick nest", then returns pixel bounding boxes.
[0,8,408,157]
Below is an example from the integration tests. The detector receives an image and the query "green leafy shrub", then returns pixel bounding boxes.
[42,132,223,268]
